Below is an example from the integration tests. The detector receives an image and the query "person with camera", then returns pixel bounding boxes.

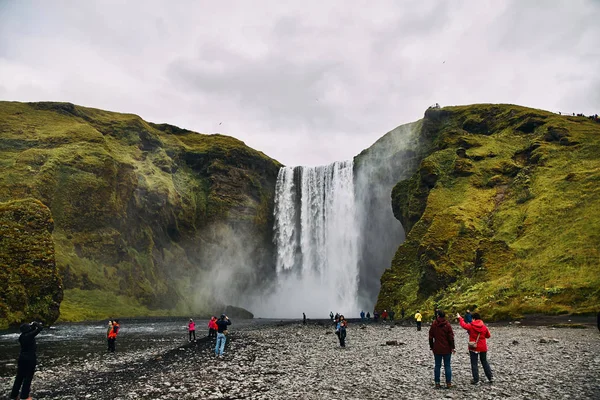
[10,321,43,400]
[457,312,493,384]
[215,314,231,357]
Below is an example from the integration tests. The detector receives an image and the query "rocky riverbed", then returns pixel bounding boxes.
[2,320,599,399]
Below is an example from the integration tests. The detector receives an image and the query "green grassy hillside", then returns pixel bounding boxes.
[0,101,281,325]
[376,104,600,321]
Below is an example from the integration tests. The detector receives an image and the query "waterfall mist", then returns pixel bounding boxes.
[252,161,360,318]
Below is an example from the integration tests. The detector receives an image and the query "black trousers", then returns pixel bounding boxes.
[189,330,196,341]
[10,358,36,399]
[108,338,116,352]
[469,351,493,382]
[417,321,422,331]
[209,328,216,338]
[337,328,347,347]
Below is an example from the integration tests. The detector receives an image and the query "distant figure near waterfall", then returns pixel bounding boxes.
[389,310,395,321]
[360,310,365,321]
[208,316,218,338]
[401,307,405,320]
[381,310,389,321]
[366,312,371,320]
[303,313,306,325]
[188,318,196,342]
[335,315,348,347]
[415,311,422,331]
[330,311,334,321]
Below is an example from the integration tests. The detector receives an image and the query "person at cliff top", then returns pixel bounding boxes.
[215,314,232,357]
[107,320,120,352]
[10,321,43,400]
[457,312,493,384]
[429,311,456,389]
[188,318,196,342]
[464,310,473,324]
[415,311,423,331]
[208,316,218,338]
[336,315,348,347]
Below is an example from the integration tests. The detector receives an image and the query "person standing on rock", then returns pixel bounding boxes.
[457,312,493,384]
[415,311,423,331]
[429,311,455,389]
[188,318,196,342]
[10,321,43,400]
[215,314,231,357]
[336,315,348,347]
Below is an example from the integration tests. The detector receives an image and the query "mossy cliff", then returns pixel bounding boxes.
[0,101,281,324]
[0,199,63,328]
[376,104,600,320]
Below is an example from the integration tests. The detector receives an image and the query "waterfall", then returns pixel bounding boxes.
[261,160,360,317]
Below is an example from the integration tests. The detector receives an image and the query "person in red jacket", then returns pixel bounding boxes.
[457,312,493,384]
[429,310,455,389]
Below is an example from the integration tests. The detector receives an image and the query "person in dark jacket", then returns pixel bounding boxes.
[458,312,493,384]
[464,310,473,324]
[429,311,455,388]
[336,315,348,347]
[10,321,43,400]
[215,314,231,357]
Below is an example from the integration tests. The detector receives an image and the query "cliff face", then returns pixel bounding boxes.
[0,199,63,328]
[376,104,600,320]
[0,101,281,323]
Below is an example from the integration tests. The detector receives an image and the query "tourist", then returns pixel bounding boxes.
[330,311,334,321]
[303,313,306,325]
[457,312,493,384]
[336,315,348,347]
[366,311,371,320]
[415,310,422,331]
[464,310,473,323]
[401,307,405,320]
[108,320,120,352]
[429,311,455,389]
[188,318,196,342]
[373,311,379,322]
[215,314,231,357]
[360,310,365,321]
[389,310,395,321]
[10,321,43,400]
[381,310,389,321]
[208,316,218,338]
[106,320,113,351]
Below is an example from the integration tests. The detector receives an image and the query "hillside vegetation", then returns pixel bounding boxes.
[376,104,600,320]
[0,101,280,326]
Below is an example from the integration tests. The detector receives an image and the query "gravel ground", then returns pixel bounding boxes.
[2,320,599,399]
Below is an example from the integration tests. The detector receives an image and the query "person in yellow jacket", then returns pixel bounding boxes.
[415,311,423,331]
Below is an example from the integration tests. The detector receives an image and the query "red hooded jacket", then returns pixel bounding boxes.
[459,317,490,352]
[429,317,455,354]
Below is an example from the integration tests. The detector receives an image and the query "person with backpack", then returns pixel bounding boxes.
[215,314,231,357]
[10,321,43,400]
[457,312,493,384]
[188,318,196,342]
[429,311,455,389]
[108,320,120,352]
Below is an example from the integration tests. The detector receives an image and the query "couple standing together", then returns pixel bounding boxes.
[429,311,493,388]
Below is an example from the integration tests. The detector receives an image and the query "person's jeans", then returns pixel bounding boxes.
[434,353,452,384]
[417,321,422,331]
[10,358,36,399]
[469,351,493,382]
[215,333,226,355]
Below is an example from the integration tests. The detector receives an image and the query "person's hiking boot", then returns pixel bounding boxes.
[446,382,453,389]
[434,383,441,389]
[471,380,479,385]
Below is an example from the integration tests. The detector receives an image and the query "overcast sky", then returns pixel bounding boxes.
[1,1,598,166]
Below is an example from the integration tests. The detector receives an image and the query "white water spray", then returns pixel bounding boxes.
[255,160,360,317]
